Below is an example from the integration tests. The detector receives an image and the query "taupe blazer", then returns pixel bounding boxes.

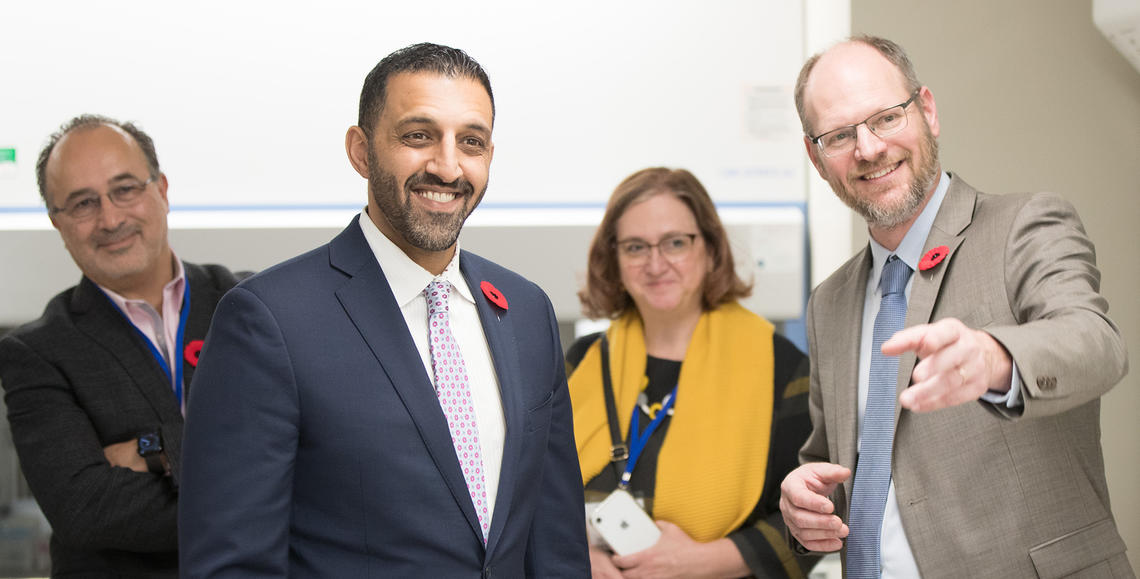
[802,175,1132,578]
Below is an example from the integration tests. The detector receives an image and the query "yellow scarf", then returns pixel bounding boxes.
[570,302,775,542]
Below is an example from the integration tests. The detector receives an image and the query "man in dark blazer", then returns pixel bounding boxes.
[0,115,242,577]
[779,37,1132,577]
[179,43,590,577]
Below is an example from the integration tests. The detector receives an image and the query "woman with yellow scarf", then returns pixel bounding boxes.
[567,168,817,578]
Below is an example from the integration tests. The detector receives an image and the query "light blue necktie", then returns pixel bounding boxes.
[847,256,913,579]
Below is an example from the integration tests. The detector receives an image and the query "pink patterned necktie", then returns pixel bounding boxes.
[424,279,489,541]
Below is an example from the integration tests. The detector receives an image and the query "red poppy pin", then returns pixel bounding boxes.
[919,246,949,271]
[184,340,204,367]
[480,281,508,310]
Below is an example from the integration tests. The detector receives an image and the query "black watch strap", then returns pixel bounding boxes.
[143,451,164,474]
[137,432,166,475]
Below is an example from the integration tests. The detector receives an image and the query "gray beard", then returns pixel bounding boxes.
[837,123,940,230]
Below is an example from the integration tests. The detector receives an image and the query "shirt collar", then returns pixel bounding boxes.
[356,210,472,306]
[97,252,186,311]
[868,171,951,282]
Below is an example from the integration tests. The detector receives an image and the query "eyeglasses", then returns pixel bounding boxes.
[810,89,921,158]
[615,233,699,264]
[50,176,156,221]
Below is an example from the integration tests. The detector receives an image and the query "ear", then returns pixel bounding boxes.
[918,86,940,139]
[48,211,61,231]
[156,173,170,211]
[345,126,370,178]
[804,135,825,176]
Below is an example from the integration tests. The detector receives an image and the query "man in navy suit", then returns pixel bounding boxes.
[179,43,590,577]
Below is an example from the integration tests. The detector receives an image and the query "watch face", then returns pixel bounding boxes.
[138,433,162,456]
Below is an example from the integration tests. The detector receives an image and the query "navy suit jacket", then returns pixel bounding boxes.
[179,217,589,578]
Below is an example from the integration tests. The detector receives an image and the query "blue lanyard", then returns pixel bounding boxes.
[102,283,191,409]
[172,287,190,408]
[619,384,679,489]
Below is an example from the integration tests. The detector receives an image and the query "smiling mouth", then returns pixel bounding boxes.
[416,190,460,203]
[862,161,902,180]
[100,236,135,249]
[95,228,140,250]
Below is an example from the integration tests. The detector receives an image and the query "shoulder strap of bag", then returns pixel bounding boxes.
[600,335,628,477]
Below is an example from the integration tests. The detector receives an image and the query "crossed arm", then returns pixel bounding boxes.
[0,336,178,552]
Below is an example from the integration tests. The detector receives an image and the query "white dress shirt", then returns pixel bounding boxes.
[358,211,506,525]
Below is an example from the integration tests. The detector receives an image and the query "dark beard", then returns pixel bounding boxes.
[366,145,484,252]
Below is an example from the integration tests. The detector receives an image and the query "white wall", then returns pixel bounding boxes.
[0,0,835,329]
[0,0,809,212]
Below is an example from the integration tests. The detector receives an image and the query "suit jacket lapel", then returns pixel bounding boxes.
[459,254,522,555]
[329,219,487,544]
[895,178,976,419]
[70,277,182,419]
[834,250,873,499]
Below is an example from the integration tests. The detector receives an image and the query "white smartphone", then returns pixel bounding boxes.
[589,489,661,556]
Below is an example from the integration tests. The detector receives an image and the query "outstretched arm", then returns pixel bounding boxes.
[887,193,1126,417]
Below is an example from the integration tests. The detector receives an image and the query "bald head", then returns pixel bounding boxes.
[36,114,160,206]
[43,124,150,210]
[794,36,922,138]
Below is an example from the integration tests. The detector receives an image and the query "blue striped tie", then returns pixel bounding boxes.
[847,255,912,579]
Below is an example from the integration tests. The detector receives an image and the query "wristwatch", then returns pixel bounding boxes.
[137,431,166,475]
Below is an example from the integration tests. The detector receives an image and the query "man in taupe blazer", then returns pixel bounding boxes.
[778,36,1132,577]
